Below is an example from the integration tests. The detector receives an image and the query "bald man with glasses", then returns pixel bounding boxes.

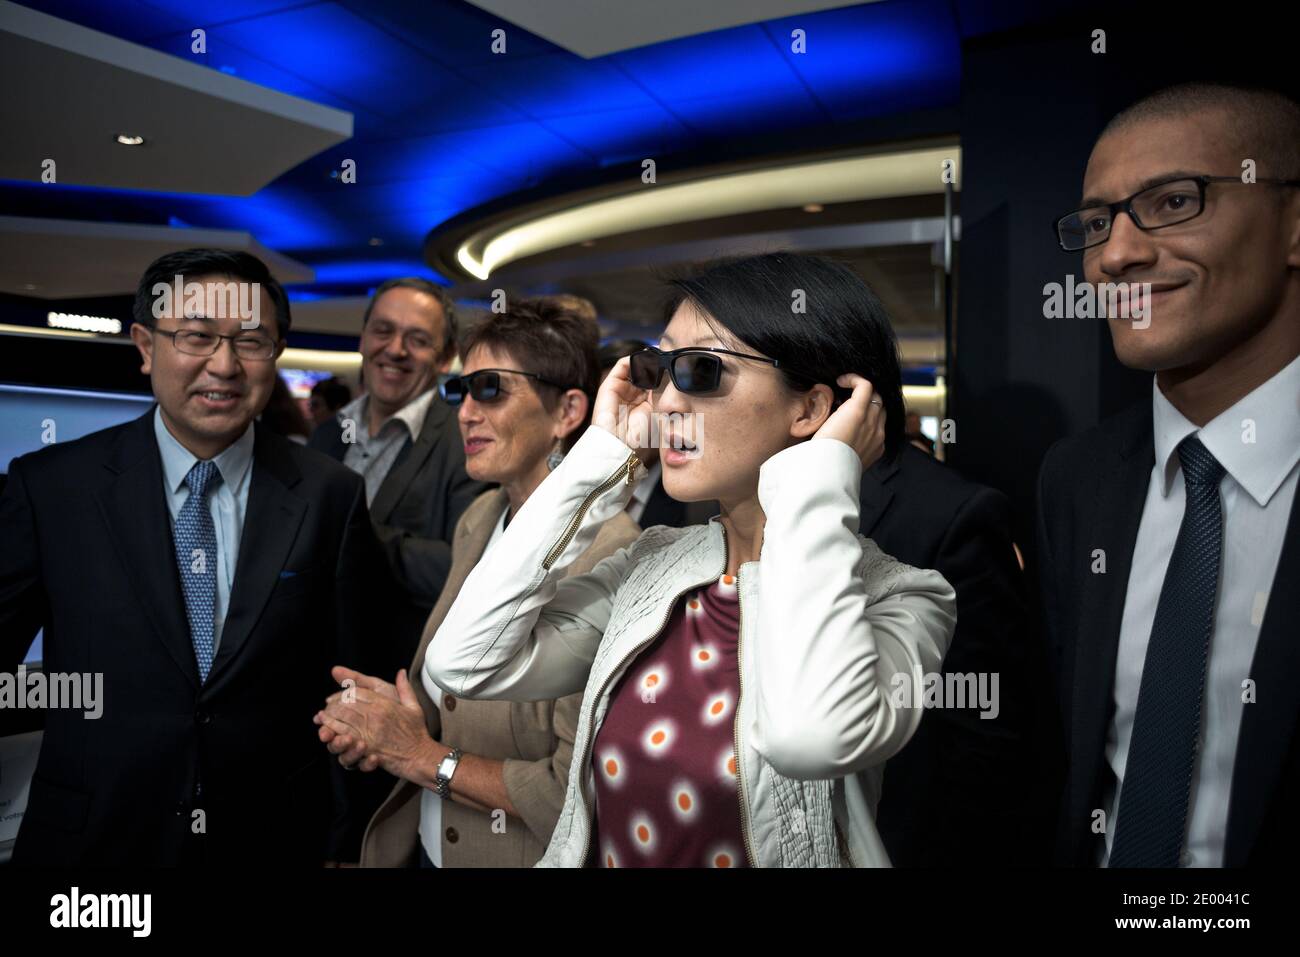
[1037,83,1300,868]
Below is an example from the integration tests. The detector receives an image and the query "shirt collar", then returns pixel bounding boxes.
[342,387,436,442]
[153,405,255,496]
[1151,352,1300,507]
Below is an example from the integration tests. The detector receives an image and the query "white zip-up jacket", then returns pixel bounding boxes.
[425,425,957,866]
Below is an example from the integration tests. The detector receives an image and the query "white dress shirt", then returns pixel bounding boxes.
[153,406,255,652]
[1102,354,1300,866]
[338,388,436,506]
[418,506,508,866]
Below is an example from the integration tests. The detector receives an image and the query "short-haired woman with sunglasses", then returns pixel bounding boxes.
[417,253,951,866]
[315,299,641,867]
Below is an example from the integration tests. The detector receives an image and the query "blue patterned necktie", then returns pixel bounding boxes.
[1110,435,1226,867]
[174,459,222,683]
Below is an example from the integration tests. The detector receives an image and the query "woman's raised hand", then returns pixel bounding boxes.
[812,373,887,471]
[592,355,655,464]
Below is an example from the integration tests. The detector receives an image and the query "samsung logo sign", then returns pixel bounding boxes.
[46,312,123,334]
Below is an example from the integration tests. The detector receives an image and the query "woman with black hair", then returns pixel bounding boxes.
[332,252,956,867]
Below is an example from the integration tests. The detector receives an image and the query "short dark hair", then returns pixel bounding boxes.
[537,293,599,326]
[311,376,352,411]
[363,278,458,362]
[459,298,599,451]
[598,338,650,372]
[1100,82,1300,179]
[133,248,291,339]
[666,251,907,461]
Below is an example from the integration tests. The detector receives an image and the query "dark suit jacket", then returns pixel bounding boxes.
[862,446,1038,866]
[309,396,487,661]
[1036,402,1300,866]
[0,409,393,866]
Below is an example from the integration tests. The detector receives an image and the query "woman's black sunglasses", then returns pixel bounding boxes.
[628,346,782,394]
[441,368,573,405]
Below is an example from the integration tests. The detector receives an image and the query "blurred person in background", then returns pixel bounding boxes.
[309,376,353,427]
[261,373,311,443]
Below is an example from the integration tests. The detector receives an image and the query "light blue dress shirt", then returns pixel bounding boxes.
[153,406,255,652]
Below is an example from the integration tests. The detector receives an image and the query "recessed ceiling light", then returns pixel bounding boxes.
[115,134,145,146]
[22,283,38,291]
[802,203,824,213]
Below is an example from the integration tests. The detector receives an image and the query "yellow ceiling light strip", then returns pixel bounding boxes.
[457,146,960,280]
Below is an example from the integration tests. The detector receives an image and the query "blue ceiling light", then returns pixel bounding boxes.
[311,259,448,286]
[7,0,1055,303]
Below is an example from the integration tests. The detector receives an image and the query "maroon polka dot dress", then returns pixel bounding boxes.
[590,573,750,868]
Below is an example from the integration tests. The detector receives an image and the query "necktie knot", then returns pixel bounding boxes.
[185,459,221,498]
[1177,436,1224,488]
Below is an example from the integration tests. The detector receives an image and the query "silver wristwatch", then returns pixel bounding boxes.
[432,747,463,799]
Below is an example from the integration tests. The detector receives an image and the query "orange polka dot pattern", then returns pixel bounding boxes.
[591,575,748,867]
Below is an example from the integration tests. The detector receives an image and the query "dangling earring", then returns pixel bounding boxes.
[547,444,565,471]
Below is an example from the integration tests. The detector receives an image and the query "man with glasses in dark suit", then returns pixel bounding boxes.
[0,248,391,866]
[1038,83,1300,867]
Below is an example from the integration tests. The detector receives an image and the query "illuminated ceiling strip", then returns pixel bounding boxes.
[457,146,961,280]
[279,347,361,374]
[0,321,101,340]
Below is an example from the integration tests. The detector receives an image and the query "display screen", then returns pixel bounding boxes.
[0,383,156,665]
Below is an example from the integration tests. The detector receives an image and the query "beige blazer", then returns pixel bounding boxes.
[360,487,640,867]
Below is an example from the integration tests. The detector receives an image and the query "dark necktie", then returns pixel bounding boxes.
[1110,435,1225,867]
[174,460,221,683]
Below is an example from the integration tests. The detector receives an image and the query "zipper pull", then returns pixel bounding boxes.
[625,453,639,485]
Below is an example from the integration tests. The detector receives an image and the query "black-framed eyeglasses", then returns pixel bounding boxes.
[628,346,782,394]
[441,368,574,405]
[153,326,279,360]
[1055,174,1300,251]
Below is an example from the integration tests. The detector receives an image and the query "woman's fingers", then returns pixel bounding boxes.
[593,355,652,450]
[816,374,886,469]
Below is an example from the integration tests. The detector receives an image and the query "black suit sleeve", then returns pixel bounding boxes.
[921,486,1036,862]
[370,465,485,607]
[1033,444,1071,865]
[0,458,48,673]
[324,477,403,861]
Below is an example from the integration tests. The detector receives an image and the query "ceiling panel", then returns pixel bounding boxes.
[3,0,1073,298]
[462,52,661,118]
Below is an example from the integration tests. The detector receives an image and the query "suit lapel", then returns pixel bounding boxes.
[409,490,505,718]
[370,396,451,525]
[95,409,200,688]
[1224,490,1300,865]
[859,456,899,537]
[1068,408,1154,862]
[207,425,306,688]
